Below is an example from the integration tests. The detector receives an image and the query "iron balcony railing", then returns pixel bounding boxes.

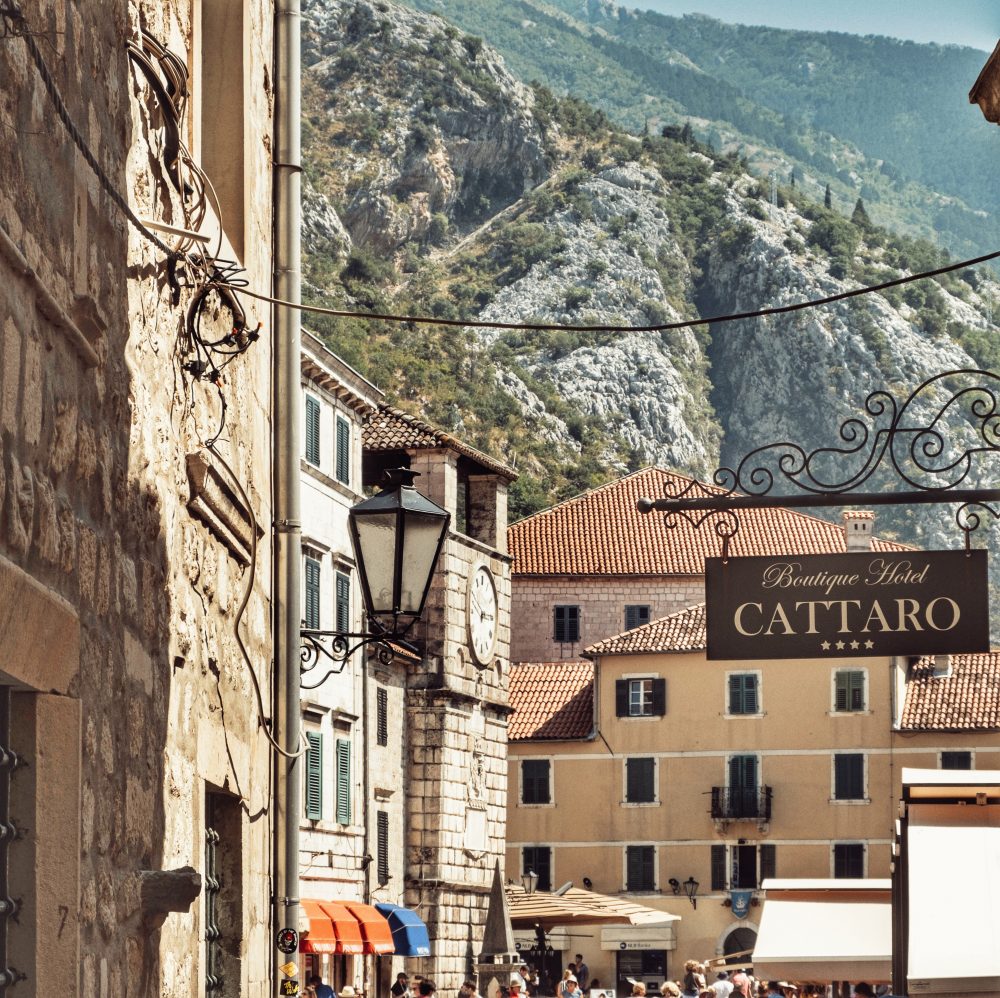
[711,786,772,822]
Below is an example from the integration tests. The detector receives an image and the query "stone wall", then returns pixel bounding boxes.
[0,2,275,995]
[405,527,513,992]
[510,576,705,662]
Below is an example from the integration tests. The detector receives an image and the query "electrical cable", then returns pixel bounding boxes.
[232,246,1000,335]
[207,440,309,761]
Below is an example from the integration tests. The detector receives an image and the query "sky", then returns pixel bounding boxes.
[639,0,1000,53]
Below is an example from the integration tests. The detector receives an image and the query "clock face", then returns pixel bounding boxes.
[467,564,498,666]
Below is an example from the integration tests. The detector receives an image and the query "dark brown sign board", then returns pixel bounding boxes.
[705,550,989,660]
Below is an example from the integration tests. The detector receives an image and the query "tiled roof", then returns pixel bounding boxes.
[508,661,594,741]
[508,467,908,576]
[585,603,707,657]
[363,404,516,480]
[900,653,1000,731]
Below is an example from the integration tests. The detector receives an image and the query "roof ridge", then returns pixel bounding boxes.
[509,466,695,527]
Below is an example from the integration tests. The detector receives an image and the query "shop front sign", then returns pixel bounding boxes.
[706,550,988,660]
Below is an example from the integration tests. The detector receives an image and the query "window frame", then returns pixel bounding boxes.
[522,845,552,893]
[624,844,657,893]
[832,842,866,878]
[335,412,351,485]
[726,670,762,716]
[304,393,321,467]
[624,604,651,631]
[520,758,553,806]
[615,677,666,718]
[940,750,973,770]
[553,604,581,643]
[832,752,867,803]
[833,668,867,713]
[624,756,658,805]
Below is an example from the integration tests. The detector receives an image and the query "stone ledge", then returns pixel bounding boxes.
[186,451,262,567]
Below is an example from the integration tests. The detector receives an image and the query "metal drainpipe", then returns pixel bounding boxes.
[274,0,302,986]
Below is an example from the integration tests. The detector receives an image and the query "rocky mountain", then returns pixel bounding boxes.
[299,0,1000,579]
[401,0,1000,261]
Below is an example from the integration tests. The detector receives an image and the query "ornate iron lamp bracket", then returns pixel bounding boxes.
[637,369,1000,552]
[299,626,415,690]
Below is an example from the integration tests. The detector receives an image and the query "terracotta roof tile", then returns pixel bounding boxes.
[900,652,1000,731]
[363,404,516,480]
[585,603,707,657]
[508,467,908,576]
[508,661,594,741]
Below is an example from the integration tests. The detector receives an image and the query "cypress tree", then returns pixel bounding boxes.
[824,184,832,209]
[851,197,870,228]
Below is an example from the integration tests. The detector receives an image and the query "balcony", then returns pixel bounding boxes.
[711,786,772,827]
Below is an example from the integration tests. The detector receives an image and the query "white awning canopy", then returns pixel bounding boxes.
[907,802,1000,995]
[752,880,891,983]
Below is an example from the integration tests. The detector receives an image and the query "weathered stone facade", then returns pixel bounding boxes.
[511,576,704,663]
[1,2,275,994]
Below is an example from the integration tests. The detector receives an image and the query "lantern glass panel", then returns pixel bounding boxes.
[353,511,397,614]
[400,510,446,614]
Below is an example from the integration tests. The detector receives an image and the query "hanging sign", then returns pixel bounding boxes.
[729,890,753,919]
[705,550,989,660]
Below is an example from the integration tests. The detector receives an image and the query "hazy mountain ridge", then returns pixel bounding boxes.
[299,0,1000,563]
[403,0,1000,261]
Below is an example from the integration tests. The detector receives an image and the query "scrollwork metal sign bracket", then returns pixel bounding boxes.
[299,627,417,690]
[637,369,1000,555]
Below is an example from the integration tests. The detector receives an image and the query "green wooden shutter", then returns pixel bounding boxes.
[626,758,655,803]
[377,810,389,886]
[835,670,865,711]
[335,570,351,633]
[759,843,776,883]
[615,680,629,717]
[336,738,351,825]
[376,687,388,746]
[651,678,666,716]
[335,414,350,484]
[835,753,864,800]
[305,395,320,466]
[711,844,727,890]
[304,558,321,630]
[305,732,323,820]
[729,673,758,714]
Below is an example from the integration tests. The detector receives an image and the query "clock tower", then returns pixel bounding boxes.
[363,406,515,991]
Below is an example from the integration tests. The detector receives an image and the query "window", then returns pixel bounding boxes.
[834,669,866,712]
[305,395,320,466]
[554,605,580,643]
[335,569,350,633]
[626,757,656,803]
[728,755,759,818]
[941,750,972,770]
[615,678,666,717]
[833,843,865,878]
[626,845,656,892]
[335,413,351,485]
[336,738,352,825]
[625,604,651,630]
[728,672,759,715]
[711,843,775,890]
[305,731,323,820]
[521,759,551,804]
[377,810,389,886]
[834,753,865,801]
[376,687,388,747]
[304,556,321,630]
[522,846,552,892]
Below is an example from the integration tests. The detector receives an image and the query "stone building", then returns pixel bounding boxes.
[363,405,517,993]
[1,2,276,995]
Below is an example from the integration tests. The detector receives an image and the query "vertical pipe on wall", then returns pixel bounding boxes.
[274,0,303,985]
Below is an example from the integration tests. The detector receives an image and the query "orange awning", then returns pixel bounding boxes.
[301,899,339,954]
[344,902,395,955]
[301,899,365,955]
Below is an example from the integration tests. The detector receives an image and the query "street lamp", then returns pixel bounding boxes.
[521,869,539,895]
[300,468,451,687]
[683,877,699,909]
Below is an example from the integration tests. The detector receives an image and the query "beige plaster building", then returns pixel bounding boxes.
[1,1,277,995]
[506,471,1000,990]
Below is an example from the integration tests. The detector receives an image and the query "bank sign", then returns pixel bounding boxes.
[705,550,989,660]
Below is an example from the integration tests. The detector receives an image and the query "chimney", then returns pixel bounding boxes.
[843,510,875,551]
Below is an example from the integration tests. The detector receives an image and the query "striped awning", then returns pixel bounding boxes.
[300,899,366,955]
